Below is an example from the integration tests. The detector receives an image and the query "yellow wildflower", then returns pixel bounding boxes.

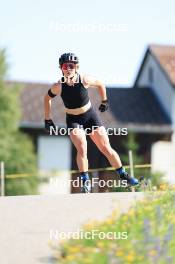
[149,250,157,257]
[127,209,135,217]
[105,218,114,225]
[125,252,136,262]
[66,255,75,261]
[115,250,124,257]
[69,246,81,254]
[97,241,105,248]
[159,184,167,191]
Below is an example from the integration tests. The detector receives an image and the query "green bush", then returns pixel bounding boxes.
[51,192,175,264]
[0,48,39,195]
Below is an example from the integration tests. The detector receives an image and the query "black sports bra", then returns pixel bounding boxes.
[60,74,90,109]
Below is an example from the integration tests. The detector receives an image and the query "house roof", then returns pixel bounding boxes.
[7,81,172,133]
[134,44,175,87]
[107,87,171,132]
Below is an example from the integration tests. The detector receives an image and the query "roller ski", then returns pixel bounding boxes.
[123,174,149,192]
[137,175,151,191]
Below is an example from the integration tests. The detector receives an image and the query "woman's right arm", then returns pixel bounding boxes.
[44,82,61,120]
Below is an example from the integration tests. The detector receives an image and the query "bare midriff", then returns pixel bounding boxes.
[65,100,91,115]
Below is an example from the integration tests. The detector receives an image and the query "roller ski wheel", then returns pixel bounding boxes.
[126,176,150,192]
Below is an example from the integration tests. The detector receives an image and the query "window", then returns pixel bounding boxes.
[148,67,154,84]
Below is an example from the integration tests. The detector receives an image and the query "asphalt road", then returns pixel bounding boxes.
[0,193,143,264]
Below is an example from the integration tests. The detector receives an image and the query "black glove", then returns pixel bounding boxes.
[45,119,56,133]
[98,100,109,112]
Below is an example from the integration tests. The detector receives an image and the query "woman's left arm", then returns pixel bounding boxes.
[82,75,108,112]
[82,75,107,101]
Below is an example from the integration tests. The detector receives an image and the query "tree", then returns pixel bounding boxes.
[121,133,143,167]
[0,48,39,195]
[121,133,146,180]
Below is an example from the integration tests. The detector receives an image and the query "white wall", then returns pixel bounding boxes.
[38,136,72,194]
[137,53,174,123]
[39,172,71,194]
[38,136,71,171]
[151,141,175,184]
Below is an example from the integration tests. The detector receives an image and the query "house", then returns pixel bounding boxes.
[8,44,175,192]
[135,44,175,131]
[134,44,175,183]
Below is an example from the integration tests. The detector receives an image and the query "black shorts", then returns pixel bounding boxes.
[66,107,103,133]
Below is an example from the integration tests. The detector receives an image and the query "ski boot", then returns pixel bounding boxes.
[80,173,91,193]
[120,171,139,187]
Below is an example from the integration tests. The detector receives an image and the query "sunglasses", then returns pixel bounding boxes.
[61,63,76,70]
